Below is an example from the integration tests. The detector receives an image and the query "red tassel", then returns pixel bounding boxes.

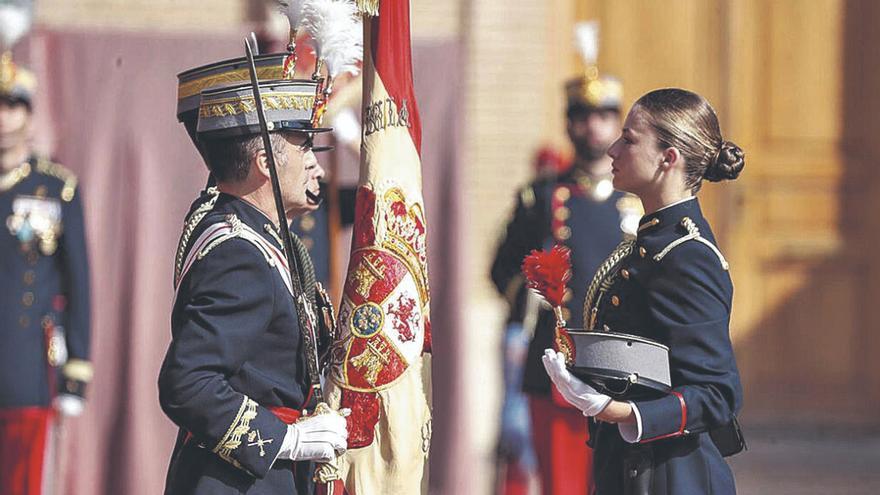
[521,245,572,307]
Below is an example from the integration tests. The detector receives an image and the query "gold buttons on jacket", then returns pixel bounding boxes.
[22,292,34,306]
[639,247,647,258]
[299,215,316,232]
[611,295,620,307]
[302,237,314,250]
[621,268,630,280]
[23,270,35,285]
[554,207,570,221]
[554,187,571,202]
[556,226,571,240]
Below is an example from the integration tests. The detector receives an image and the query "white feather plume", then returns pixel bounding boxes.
[301,0,363,79]
[277,0,307,32]
[573,21,599,66]
[0,4,31,52]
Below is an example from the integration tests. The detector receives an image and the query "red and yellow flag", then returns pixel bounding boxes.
[322,1,432,493]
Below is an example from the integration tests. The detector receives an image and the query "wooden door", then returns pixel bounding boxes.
[571,0,879,424]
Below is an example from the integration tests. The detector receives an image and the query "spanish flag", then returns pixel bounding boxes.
[322,0,432,493]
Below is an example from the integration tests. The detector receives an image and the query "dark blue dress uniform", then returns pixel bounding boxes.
[490,170,641,395]
[159,193,316,495]
[0,156,92,409]
[584,197,743,495]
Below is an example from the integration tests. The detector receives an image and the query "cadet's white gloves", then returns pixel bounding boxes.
[53,394,85,417]
[542,349,612,417]
[281,408,350,462]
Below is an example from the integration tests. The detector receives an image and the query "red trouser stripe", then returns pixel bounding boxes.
[0,407,53,495]
[528,394,594,495]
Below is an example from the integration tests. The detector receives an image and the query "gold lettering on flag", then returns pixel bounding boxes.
[364,97,412,136]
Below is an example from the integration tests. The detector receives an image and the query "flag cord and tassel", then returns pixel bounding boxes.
[522,245,575,364]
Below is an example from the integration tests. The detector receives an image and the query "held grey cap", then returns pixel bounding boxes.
[567,330,671,400]
[196,79,331,139]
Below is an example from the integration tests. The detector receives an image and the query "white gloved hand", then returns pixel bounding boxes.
[285,408,350,462]
[542,349,612,417]
[53,394,85,417]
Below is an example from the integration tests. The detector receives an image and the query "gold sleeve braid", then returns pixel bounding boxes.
[213,396,258,471]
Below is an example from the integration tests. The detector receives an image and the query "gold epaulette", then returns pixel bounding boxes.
[653,217,729,270]
[0,161,31,193]
[35,158,78,202]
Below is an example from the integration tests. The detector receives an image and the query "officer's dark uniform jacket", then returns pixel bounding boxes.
[490,169,639,395]
[159,193,318,495]
[584,198,743,495]
[0,156,92,408]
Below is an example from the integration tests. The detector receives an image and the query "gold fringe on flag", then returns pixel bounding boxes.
[355,0,379,16]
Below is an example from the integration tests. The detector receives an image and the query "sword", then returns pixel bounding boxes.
[244,35,324,404]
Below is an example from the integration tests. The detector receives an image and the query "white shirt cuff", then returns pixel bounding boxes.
[618,401,643,443]
[274,424,299,464]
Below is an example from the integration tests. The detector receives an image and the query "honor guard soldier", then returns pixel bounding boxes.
[0,7,93,493]
[159,71,349,493]
[543,88,746,495]
[490,22,639,495]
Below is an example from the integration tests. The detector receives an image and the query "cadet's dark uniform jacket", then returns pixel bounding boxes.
[490,170,639,395]
[585,198,742,495]
[159,193,316,495]
[0,157,92,408]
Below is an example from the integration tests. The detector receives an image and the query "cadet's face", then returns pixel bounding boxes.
[278,132,325,218]
[567,109,620,161]
[0,100,31,150]
[607,106,665,196]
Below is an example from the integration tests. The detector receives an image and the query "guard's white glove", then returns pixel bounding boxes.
[53,394,85,417]
[542,349,612,417]
[282,408,350,462]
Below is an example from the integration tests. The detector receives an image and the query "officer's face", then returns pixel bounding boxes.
[567,108,620,161]
[0,99,31,151]
[278,132,325,217]
[607,106,665,196]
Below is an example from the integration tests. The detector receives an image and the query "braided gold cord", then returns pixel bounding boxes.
[174,187,220,284]
[582,239,634,329]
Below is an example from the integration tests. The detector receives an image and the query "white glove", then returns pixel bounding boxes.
[542,349,611,417]
[53,394,85,417]
[283,408,350,462]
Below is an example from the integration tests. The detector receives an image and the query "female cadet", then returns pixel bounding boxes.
[542,88,745,495]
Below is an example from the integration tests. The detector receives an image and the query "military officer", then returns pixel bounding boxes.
[175,54,340,300]
[544,88,746,495]
[490,47,640,495]
[158,79,349,494]
[0,49,92,493]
